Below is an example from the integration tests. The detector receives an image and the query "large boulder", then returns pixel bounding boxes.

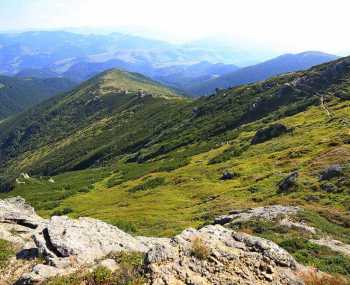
[0,197,46,229]
[0,197,46,249]
[251,124,289,145]
[33,216,152,266]
[145,225,303,285]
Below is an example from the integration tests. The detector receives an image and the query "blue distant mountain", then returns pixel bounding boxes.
[187,51,339,95]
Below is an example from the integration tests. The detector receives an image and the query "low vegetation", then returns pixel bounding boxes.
[301,271,348,285]
[191,237,210,260]
[0,239,14,269]
[1,57,350,279]
[44,252,146,285]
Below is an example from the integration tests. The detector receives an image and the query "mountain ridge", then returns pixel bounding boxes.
[189,51,339,95]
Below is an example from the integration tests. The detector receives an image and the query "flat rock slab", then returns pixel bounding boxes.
[310,238,350,256]
[214,205,300,225]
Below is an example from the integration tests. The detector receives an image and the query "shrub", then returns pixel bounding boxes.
[109,252,146,285]
[128,177,165,193]
[51,207,73,216]
[301,270,348,285]
[191,237,210,260]
[45,253,147,285]
[111,220,137,233]
[78,186,90,193]
[86,266,114,284]
[279,238,350,276]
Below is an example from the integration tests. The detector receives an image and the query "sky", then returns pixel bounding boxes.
[0,0,349,54]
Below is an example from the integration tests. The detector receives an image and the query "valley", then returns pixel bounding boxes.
[0,29,350,284]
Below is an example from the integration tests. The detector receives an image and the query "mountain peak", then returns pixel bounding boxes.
[89,69,182,99]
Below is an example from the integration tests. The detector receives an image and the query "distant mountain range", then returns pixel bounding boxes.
[0,76,76,119]
[0,31,241,76]
[187,51,339,95]
[0,31,340,98]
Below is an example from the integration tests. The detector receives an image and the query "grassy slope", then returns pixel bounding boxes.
[0,75,76,119]
[0,69,186,183]
[3,97,349,236]
[1,60,350,279]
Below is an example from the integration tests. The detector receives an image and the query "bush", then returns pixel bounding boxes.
[128,177,166,193]
[301,270,348,285]
[78,186,90,193]
[86,266,114,284]
[51,207,73,216]
[191,237,210,260]
[111,220,137,233]
[45,253,147,285]
[279,238,350,276]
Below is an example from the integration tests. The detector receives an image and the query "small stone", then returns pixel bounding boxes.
[99,259,120,272]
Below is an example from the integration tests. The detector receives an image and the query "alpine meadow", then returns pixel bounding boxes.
[0,1,350,284]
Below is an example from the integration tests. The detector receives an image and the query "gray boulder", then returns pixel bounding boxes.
[278,172,299,193]
[145,225,303,285]
[33,216,149,266]
[0,197,46,229]
[320,165,342,180]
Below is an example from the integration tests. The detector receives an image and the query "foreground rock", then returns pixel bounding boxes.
[0,198,306,284]
[0,197,46,230]
[146,225,303,285]
[33,216,150,266]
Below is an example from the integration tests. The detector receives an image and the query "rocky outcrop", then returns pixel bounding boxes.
[214,205,316,235]
[146,225,303,285]
[0,197,46,230]
[310,238,350,257]
[0,198,306,284]
[214,205,299,225]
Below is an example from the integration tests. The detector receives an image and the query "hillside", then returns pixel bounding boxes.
[189,51,339,95]
[0,75,76,119]
[1,57,350,279]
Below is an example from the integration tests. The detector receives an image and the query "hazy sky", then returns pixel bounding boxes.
[0,0,349,54]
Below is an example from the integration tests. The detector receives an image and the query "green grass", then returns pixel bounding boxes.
[44,252,146,285]
[0,239,14,268]
[231,218,350,278]
[280,238,350,277]
[2,98,349,238]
